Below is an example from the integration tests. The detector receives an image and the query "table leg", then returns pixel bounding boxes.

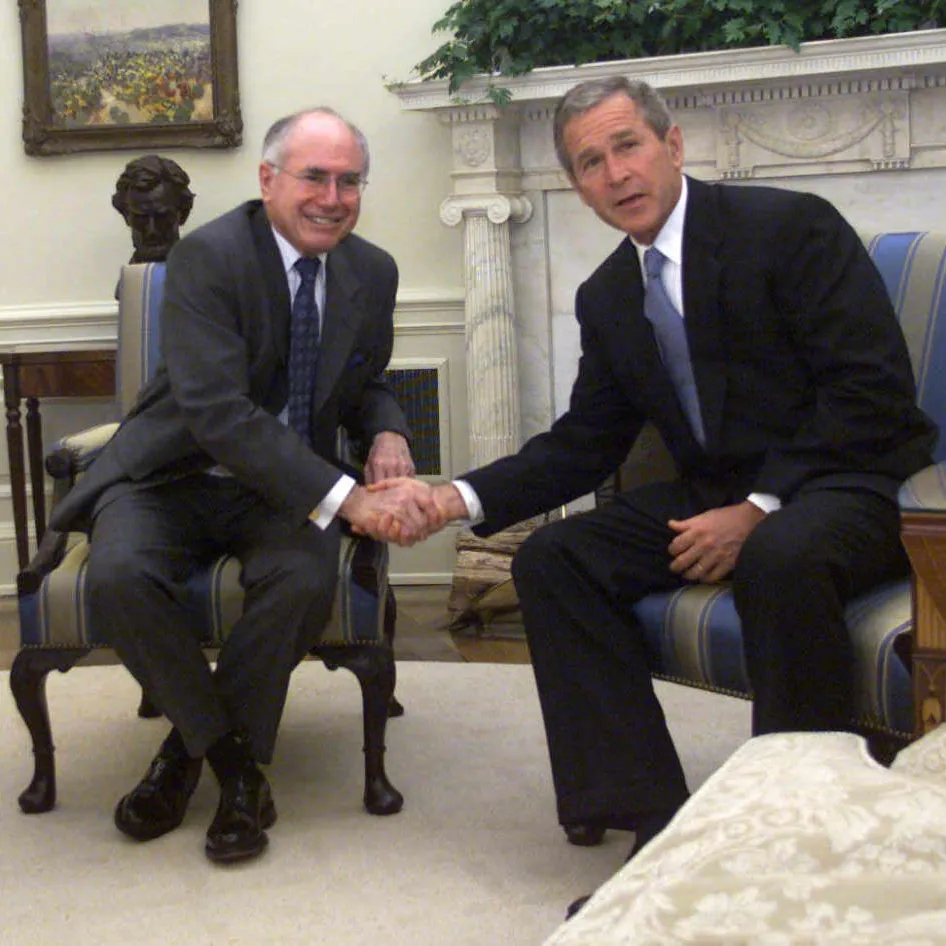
[3,377,29,571]
[25,396,47,552]
[902,511,946,736]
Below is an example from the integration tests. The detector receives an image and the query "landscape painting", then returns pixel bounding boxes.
[47,1,213,128]
[20,0,242,155]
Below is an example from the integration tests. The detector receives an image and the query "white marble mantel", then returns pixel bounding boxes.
[392,29,946,447]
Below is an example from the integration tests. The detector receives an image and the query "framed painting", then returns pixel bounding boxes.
[19,0,242,156]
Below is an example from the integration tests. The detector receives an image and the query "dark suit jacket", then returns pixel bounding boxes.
[51,200,410,532]
[465,178,937,534]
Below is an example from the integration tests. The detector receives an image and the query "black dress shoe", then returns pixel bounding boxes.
[625,806,678,861]
[566,895,591,920]
[205,766,277,864]
[564,806,681,921]
[114,732,203,841]
[564,823,606,847]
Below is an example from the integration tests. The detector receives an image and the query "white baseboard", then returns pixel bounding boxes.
[390,573,454,585]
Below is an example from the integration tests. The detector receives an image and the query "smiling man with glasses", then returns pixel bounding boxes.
[49,106,437,864]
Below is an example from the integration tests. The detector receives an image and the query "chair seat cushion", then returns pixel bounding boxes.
[633,579,913,735]
[18,534,389,650]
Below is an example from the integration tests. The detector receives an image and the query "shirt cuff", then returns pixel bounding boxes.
[746,492,782,514]
[452,479,483,524]
[310,474,356,530]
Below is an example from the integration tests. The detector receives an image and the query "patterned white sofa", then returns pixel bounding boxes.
[545,724,946,945]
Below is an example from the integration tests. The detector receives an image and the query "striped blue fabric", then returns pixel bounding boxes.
[19,263,388,653]
[115,262,166,412]
[867,232,946,462]
[19,538,387,648]
[631,231,946,736]
[140,263,165,393]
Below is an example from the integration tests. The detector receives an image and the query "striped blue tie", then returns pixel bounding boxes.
[288,257,321,446]
[643,247,705,445]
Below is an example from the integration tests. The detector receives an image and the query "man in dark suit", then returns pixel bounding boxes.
[376,77,937,884]
[50,107,436,863]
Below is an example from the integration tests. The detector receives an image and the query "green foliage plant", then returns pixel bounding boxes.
[414,0,946,101]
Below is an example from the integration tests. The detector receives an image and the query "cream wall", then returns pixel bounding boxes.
[0,0,461,303]
[0,1,467,591]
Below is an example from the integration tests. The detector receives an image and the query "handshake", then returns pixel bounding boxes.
[341,477,468,547]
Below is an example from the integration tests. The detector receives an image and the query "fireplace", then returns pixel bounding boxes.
[392,29,946,613]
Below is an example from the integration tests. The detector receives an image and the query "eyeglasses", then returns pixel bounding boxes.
[270,164,367,197]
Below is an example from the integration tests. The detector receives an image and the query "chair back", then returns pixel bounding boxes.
[864,232,946,462]
[115,263,167,415]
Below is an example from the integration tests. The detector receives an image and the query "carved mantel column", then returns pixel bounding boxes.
[441,193,532,465]
[438,106,532,465]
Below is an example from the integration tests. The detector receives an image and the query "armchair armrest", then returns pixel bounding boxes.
[899,461,946,513]
[336,428,369,481]
[44,422,120,481]
[17,528,72,595]
[595,423,678,506]
[42,421,120,532]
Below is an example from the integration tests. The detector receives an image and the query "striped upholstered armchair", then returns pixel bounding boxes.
[601,231,946,762]
[11,262,404,818]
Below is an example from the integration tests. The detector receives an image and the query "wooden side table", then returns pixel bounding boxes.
[0,348,116,571]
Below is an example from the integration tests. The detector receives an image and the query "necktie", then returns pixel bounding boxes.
[643,247,705,445]
[288,257,321,446]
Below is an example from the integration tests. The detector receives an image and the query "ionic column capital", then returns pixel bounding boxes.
[439,194,534,228]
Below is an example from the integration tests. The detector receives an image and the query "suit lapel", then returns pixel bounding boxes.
[249,206,292,366]
[313,241,366,409]
[612,240,678,403]
[681,178,726,451]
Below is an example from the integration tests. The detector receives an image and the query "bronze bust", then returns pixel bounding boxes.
[113,155,196,264]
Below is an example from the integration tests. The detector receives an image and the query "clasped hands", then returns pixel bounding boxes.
[341,431,463,546]
[343,478,460,546]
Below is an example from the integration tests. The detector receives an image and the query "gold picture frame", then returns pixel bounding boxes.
[19,0,242,156]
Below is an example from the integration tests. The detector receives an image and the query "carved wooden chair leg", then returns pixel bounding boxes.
[10,647,88,814]
[320,644,404,815]
[137,688,161,718]
[384,586,405,719]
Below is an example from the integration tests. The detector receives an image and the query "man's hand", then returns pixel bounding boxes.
[364,431,415,484]
[667,501,766,583]
[366,479,468,545]
[339,479,444,547]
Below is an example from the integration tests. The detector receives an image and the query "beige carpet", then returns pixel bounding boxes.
[0,661,751,946]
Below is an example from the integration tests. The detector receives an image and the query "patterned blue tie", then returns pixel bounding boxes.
[288,257,321,446]
[643,247,705,445]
